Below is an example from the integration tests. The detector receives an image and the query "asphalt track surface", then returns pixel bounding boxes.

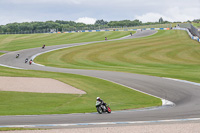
[0,30,200,128]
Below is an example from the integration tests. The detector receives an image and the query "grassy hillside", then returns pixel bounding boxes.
[0,31,161,115]
[0,31,131,51]
[35,30,200,83]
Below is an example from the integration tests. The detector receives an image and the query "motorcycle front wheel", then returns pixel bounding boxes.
[97,106,103,114]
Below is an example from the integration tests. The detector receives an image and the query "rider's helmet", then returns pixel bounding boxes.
[96,97,101,101]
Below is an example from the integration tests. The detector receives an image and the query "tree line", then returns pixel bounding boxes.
[0,18,198,34]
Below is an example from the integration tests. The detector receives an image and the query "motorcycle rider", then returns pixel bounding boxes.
[29,59,33,65]
[96,97,107,108]
[16,54,20,58]
[96,97,111,114]
[42,44,45,49]
[25,58,28,63]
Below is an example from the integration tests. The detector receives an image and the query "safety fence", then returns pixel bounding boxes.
[61,28,170,33]
[179,23,200,37]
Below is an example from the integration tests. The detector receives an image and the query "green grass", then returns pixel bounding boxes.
[131,24,171,29]
[192,23,200,28]
[0,127,44,131]
[0,31,161,115]
[0,66,161,115]
[0,31,131,51]
[108,24,172,30]
[35,30,200,83]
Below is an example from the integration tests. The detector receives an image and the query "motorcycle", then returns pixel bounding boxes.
[42,45,45,49]
[25,58,28,63]
[96,101,111,114]
[16,54,20,58]
[29,59,32,65]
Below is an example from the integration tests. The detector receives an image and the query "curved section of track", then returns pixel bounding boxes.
[1,30,200,128]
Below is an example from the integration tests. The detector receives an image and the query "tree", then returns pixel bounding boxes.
[0,18,171,34]
[193,19,200,23]
[159,17,164,23]
[95,19,108,25]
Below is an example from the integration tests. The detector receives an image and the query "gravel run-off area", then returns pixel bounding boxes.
[0,77,86,94]
[1,122,200,133]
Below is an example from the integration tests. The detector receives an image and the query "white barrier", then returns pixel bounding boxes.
[173,27,200,43]
[63,28,170,33]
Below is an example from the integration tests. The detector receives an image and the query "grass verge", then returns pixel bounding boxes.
[0,66,161,115]
[0,127,45,131]
[192,23,200,28]
[0,31,132,51]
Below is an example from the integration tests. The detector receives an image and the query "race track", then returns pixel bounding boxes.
[1,30,200,128]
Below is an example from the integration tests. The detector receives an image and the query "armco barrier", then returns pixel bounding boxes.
[63,27,170,34]
[179,23,200,37]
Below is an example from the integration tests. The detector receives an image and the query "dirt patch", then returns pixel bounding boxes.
[0,77,86,94]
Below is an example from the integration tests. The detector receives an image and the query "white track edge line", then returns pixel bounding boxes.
[0,64,25,70]
[163,77,200,86]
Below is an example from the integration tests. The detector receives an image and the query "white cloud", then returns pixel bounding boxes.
[75,17,97,24]
[0,14,33,25]
[135,13,173,23]
[164,7,199,22]
[1,0,81,4]
[134,6,200,23]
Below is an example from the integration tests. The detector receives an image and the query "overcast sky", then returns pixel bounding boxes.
[0,0,199,25]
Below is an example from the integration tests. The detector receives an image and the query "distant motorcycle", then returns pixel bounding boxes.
[29,59,32,65]
[96,101,111,114]
[42,45,45,49]
[25,58,28,63]
[16,54,20,58]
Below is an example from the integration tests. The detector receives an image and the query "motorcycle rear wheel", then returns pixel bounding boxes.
[107,107,111,113]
